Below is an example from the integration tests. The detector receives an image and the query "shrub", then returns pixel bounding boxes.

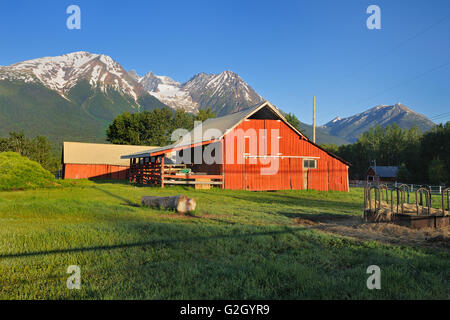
[0,152,58,191]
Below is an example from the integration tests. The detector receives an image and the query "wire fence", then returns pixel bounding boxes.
[350,180,448,195]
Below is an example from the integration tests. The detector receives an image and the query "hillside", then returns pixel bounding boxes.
[0,79,166,146]
[299,121,350,145]
[0,52,168,145]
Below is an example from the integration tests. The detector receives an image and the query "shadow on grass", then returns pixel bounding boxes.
[0,228,304,259]
[219,192,362,213]
[89,179,132,186]
[92,186,141,207]
[279,212,360,222]
[91,179,194,191]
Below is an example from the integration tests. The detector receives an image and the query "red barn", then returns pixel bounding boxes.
[62,142,157,180]
[122,102,350,191]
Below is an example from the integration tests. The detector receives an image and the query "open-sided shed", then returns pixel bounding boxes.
[121,102,350,191]
[62,142,157,180]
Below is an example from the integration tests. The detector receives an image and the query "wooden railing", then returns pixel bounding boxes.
[128,162,224,189]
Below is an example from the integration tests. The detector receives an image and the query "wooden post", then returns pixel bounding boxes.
[161,155,165,188]
[221,140,225,189]
[139,158,142,184]
[313,96,316,144]
[129,158,132,183]
[326,162,329,191]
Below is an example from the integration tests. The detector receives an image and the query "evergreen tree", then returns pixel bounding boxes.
[285,112,304,133]
[196,108,216,122]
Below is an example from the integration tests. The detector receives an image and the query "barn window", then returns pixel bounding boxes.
[303,159,317,169]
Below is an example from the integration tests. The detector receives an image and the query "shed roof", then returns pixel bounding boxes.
[368,166,398,178]
[63,142,157,166]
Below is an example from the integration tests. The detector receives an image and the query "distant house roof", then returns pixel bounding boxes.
[368,166,398,178]
[120,101,351,166]
[63,142,157,166]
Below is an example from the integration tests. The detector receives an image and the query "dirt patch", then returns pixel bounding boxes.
[293,214,450,249]
[425,235,450,249]
[293,218,319,226]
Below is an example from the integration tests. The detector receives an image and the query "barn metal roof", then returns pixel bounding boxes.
[63,142,157,166]
[121,101,304,159]
[369,166,398,178]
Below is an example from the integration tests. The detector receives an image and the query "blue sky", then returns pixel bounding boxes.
[0,0,449,125]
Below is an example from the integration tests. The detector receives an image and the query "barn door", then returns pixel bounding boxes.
[289,158,303,190]
[303,168,308,189]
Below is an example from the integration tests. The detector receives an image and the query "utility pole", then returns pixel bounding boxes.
[313,96,316,143]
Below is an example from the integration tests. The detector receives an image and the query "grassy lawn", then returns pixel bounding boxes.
[0,181,448,299]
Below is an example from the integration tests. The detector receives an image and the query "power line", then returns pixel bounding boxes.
[319,12,450,120]
[340,59,450,110]
[340,12,450,81]
[429,111,450,119]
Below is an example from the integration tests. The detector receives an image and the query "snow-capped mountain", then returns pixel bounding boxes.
[0,52,168,145]
[137,70,264,115]
[139,71,199,113]
[0,51,266,145]
[183,71,264,116]
[0,51,144,100]
[323,103,436,142]
[0,51,264,115]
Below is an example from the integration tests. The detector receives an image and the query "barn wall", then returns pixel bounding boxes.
[223,119,349,191]
[64,164,129,180]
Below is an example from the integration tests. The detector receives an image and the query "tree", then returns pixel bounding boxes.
[285,112,304,133]
[397,163,410,182]
[331,121,449,184]
[320,144,339,154]
[107,107,197,146]
[0,131,59,175]
[29,136,58,172]
[419,122,450,184]
[428,158,447,185]
[196,108,216,122]
[332,123,425,181]
[5,131,29,155]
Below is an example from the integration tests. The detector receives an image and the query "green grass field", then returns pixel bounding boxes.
[0,181,448,299]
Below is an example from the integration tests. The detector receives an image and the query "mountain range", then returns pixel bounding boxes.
[136,70,264,116]
[0,51,437,146]
[321,103,436,143]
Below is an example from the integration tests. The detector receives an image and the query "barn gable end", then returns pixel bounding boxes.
[222,108,349,191]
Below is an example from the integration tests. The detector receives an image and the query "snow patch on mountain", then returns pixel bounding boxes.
[2,51,141,101]
[330,116,342,123]
[1,51,265,115]
[139,71,199,113]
